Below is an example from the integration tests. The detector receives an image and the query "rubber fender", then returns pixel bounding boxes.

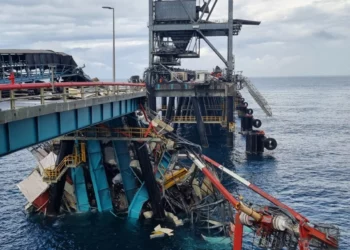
[253,119,262,128]
[264,138,277,150]
[244,102,248,107]
[247,109,254,115]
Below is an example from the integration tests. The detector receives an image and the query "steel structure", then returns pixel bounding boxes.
[0,49,91,84]
[144,0,262,148]
[148,0,260,82]
[0,81,146,156]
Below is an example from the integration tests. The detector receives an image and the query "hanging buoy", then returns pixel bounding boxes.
[253,119,262,128]
[243,102,248,107]
[264,138,277,150]
[247,109,253,115]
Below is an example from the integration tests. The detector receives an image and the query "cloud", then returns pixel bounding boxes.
[0,0,349,78]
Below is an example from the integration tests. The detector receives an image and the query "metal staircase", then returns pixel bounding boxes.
[42,143,86,183]
[241,77,273,116]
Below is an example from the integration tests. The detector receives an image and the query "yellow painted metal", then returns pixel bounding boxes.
[81,142,86,162]
[229,122,236,132]
[79,127,161,139]
[172,116,226,123]
[43,143,87,183]
[164,168,188,190]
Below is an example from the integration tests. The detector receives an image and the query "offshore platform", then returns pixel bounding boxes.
[0,1,340,250]
[144,0,276,152]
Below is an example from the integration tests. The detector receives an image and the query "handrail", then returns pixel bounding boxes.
[0,81,145,91]
[43,143,86,182]
[172,116,225,122]
[77,127,162,139]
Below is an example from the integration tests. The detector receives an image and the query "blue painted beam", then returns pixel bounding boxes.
[71,167,90,212]
[156,152,172,178]
[113,140,138,205]
[87,140,112,212]
[128,183,149,219]
[0,97,142,157]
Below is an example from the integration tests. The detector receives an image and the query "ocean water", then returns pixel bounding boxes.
[0,76,349,249]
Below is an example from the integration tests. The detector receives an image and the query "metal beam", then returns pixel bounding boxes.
[199,0,211,22]
[59,137,162,142]
[206,0,218,21]
[149,0,154,66]
[153,23,228,32]
[154,90,225,97]
[196,29,228,66]
[227,0,234,81]
[178,0,195,23]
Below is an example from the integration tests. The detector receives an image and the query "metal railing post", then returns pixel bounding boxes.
[10,90,15,110]
[40,88,45,105]
[80,87,85,99]
[113,86,116,95]
[63,87,67,102]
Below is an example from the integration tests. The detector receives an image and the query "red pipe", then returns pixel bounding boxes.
[201,167,240,208]
[202,155,307,222]
[0,81,145,91]
[202,155,338,249]
[233,212,244,250]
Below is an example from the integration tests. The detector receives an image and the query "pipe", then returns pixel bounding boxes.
[201,155,307,221]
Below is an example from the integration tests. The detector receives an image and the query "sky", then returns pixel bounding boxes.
[1,0,349,79]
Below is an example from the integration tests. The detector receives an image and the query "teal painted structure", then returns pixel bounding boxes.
[157,152,172,178]
[71,167,90,212]
[113,140,138,204]
[0,97,142,157]
[87,141,113,212]
[128,183,149,219]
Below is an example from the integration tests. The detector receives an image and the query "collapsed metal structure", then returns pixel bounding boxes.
[0,49,90,84]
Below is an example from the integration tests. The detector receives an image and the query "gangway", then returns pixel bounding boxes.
[241,77,273,116]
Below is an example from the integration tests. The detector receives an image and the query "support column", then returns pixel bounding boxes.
[165,97,175,122]
[147,0,156,111]
[173,97,184,131]
[134,142,165,219]
[227,0,234,82]
[147,73,156,111]
[46,140,74,216]
[87,140,113,212]
[227,96,234,147]
[192,97,209,148]
[185,97,192,117]
[199,97,211,135]
[161,97,167,116]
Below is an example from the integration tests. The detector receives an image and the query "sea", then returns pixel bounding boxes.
[0,76,349,249]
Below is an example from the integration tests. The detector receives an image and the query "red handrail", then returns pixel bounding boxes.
[0,82,145,91]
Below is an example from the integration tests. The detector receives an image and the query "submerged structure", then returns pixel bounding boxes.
[0,0,339,250]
